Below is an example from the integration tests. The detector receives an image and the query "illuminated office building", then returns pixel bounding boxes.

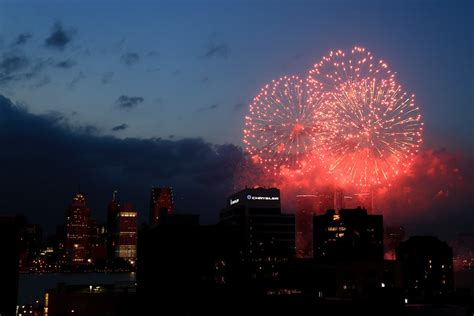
[220,187,295,257]
[65,192,91,265]
[107,191,137,262]
[114,202,137,261]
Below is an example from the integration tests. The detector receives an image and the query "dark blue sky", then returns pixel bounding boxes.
[0,0,472,236]
[0,0,472,150]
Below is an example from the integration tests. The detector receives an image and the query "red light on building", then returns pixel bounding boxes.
[106,191,137,262]
[149,187,173,225]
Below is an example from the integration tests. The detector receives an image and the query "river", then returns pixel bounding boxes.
[18,272,136,305]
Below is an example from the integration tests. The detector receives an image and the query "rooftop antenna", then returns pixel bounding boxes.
[112,190,118,201]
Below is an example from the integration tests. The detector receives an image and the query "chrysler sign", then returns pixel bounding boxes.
[246,195,279,201]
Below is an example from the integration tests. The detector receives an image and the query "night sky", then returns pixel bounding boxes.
[0,0,472,236]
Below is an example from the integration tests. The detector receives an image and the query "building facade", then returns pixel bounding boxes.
[313,207,383,261]
[149,187,173,225]
[220,188,295,258]
[65,193,91,265]
[396,236,454,300]
[107,192,137,263]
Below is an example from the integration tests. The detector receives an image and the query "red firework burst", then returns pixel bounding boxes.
[243,75,327,176]
[308,46,424,187]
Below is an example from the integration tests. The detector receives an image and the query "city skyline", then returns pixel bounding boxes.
[0,0,472,238]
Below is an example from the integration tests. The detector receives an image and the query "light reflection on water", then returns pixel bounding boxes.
[18,272,136,305]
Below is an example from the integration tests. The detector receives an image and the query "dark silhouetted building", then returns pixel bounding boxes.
[18,223,42,271]
[137,218,241,314]
[0,216,21,316]
[65,192,91,265]
[313,207,383,261]
[149,187,173,225]
[396,236,454,301]
[45,282,136,316]
[220,187,295,258]
[295,194,317,258]
[384,225,405,260]
[106,191,121,260]
[88,219,107,263]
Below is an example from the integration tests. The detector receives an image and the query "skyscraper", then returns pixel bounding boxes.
[114,202,137,262]
[65,192,91,265]
[295,195,317,258]
[149,187,173,225]
[107,191,121,260]
[107,191,137,263]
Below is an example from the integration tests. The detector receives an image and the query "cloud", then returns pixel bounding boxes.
[56,59,76,69]
[111,123,128,132]
[196,103,219,112]
[0,53,29,74]
[0,54,54,88]
[203,41,230,59]
[0,94,243,232]
[120,52,140,66]
[30,75,51,89]
[13,33,32,46]
[101,72,114,84]
[67,71,85,88]
[44,21,77,50]
[115,95,144,110]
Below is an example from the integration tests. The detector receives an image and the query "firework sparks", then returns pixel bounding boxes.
[308,46,424,187]
[243,75,327,176]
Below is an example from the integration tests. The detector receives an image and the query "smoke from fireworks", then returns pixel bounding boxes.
[243,46,424,188]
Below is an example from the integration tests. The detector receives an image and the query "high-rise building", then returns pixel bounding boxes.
[107,191,121,260]
[313,207,383,261]
[220,188,295,258]
[107,192,137,263]
[396,236,454,300]
[88,219,107,263]
[295,195,317,258]
[65,192,91,265]
[149,187,173,225]
[114,202,137,262]
[315,191,335,214]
